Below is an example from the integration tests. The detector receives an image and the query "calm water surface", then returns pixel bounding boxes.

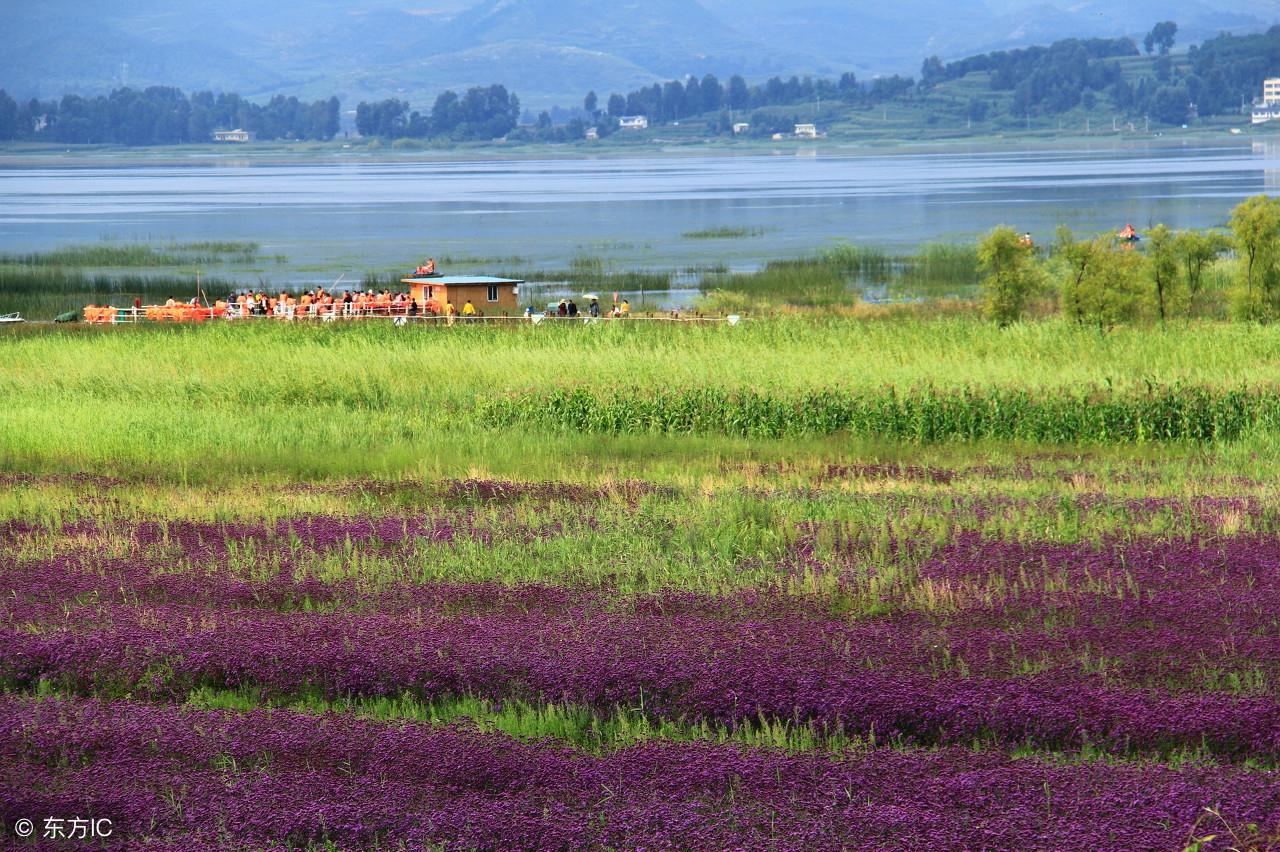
[2,140,1279,276]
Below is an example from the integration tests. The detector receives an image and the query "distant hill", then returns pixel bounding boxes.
[2,0,1276,109]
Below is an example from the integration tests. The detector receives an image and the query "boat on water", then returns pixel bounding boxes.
[1116,223,1141,243]
[0,312,25,324]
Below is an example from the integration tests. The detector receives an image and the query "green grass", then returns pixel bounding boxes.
[6,319,1280,480]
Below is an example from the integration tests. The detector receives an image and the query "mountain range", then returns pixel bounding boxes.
[6,0,1277,110]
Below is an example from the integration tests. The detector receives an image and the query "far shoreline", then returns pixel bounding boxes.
[1,125,1275,168]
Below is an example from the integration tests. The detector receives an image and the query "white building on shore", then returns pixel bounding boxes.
[1251,78,1280,125]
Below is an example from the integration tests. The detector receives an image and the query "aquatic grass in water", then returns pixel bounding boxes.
[0,241,262,267]
[904,242,980,285]
[682,227,765,239]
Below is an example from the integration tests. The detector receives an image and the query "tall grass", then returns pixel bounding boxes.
[701,259,858,308]
[700,243,979,311]
[0,267,234,296]
[903,242,979,286]
[0,241,262,267]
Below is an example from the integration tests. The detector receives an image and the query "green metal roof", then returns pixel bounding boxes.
[401,275,523,285]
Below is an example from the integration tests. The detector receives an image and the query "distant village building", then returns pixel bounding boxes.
[213,129,252,142]
[618,115,649,130]
[794,123,818,138]
[732,123,750,134]
[585,126,599,141]
[1252,78,1280,125]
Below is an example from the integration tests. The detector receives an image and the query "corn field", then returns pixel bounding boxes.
[481,384,1280,443]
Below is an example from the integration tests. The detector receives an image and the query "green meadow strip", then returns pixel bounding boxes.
[181,686,867,756]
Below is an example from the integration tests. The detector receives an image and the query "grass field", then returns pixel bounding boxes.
[5,319,1280,477]
[5,316,1280,848]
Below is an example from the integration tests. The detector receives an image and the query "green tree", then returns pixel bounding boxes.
[1144,21,1178,55]
[1145,224,1180,322]
[1172,229,1226,316]
[1229,194,1280,320]
[584,91,598,118]
[1060,237,1145,331]
[1150,85,1189,125]
[978,226,1043,326]
[1053,225,1102,325]
[699,74,723,113]
[0,90,17,140]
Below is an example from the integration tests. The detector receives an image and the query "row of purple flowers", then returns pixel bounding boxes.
[4,694,1277,850]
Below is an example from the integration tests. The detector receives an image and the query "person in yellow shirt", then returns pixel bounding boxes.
[445,301,457,326]
[462,300,476,318]
[620,299,630,316]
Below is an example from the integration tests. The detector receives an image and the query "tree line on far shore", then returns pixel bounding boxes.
[979,195,1280,329]
[1,21,1274,147]
[353,85,520,142]
[566,24,1278,137]
[0,87,340,145]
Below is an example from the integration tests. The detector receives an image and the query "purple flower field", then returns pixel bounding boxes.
[5,480,1280,848]
[4,695,1279,850]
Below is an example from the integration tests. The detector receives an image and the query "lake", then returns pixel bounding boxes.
[2,138,1279,313]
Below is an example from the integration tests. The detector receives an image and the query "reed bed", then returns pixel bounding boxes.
[0,240,262,267]
[699,242,980,310]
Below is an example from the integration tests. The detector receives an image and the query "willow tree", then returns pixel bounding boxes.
[1059,236,1146,332]
[978,226,1042,326]
[1146,224,1180,323]
[1172,229,1228,318]
[1229,194,1280,321]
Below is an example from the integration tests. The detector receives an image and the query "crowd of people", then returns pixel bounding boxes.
[215,288,445,319]
[85,288,638,324]
[541,297,630,319]
[84,257,643,323]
